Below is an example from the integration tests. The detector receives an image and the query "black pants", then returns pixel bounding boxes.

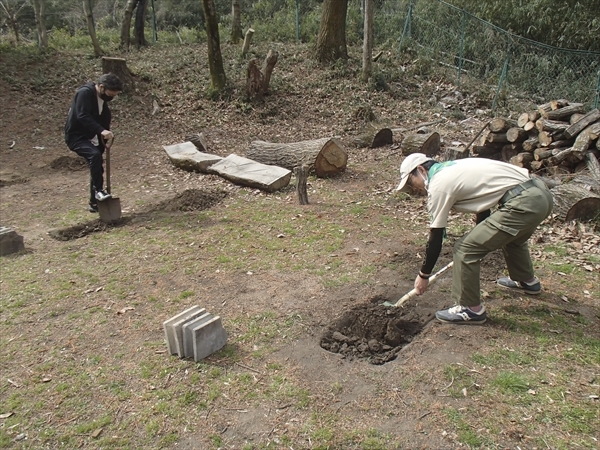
[69,140,104,205]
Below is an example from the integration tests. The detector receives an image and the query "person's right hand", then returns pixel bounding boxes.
[101,130,114,141]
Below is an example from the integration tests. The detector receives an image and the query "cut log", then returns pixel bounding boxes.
[534,148,554,161]
[550,99,570,110]
[207,154,292,192]
[246,137,347,177]
[501,145,519,162]
[545,103,585,120]
[564,108,600,139]
[509,152,533,167]
[570,113,585,125]
[538,131,553,147]
[530,160,545,171]
[485,132,510,144]
[101,57,134,92]
[572,122,600,153]
[551,182,600,222]
[517,113,530,128]
[489,117,517,133]
[401,132,441,157]
[294,165,309,205]
[354,128,393,148]
[586,151,600,181]
[506,127,529,143]
[522,136,539,152]
[535,118,570,133]
[548,139,574,150]
[523,121,536,132]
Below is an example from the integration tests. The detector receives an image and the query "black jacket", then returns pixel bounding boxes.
[64,82,111,150]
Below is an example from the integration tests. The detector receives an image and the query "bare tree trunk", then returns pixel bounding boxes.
[230,0,243,44]
[134,0,147,48]
[201,0,226,91]
[120,0,137,50]
[0,0,28,44]
[315,0,348,63]
[32,0,48,47]
[361,0,373,82]
[83,0,104,57]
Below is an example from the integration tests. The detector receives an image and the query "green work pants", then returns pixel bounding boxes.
[452,178,553,307]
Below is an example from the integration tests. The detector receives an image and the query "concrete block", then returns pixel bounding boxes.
[181,312,212,359]
[0,227,24,256]
[191,315,228,361]
[163,306,205,356]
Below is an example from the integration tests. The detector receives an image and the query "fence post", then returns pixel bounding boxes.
[295,0,300,42]
[492,39,511,111]
[594,70,600,108]
[399,0,414,52]
[458,9,466,84]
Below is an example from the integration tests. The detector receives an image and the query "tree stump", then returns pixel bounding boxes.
[551,181,600,222]
[185,133,208,153]
[261,50,278,95]
[247,137,347,177]
[294,165,309,205]
[246,59,264,99]
[401,132,440,156]
[101,57,134,92]
[242,28,254,56]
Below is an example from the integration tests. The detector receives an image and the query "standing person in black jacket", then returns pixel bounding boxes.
[65,73,124,212]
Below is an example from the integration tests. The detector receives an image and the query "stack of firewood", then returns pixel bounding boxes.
[473,100,600,175]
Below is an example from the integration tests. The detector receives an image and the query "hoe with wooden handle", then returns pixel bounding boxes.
[383,261,454,307]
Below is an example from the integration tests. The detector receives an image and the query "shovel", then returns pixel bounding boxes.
[98,137,122,223]
[383,261,454,307]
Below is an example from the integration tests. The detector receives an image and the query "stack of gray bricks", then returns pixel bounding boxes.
[163,306,227,361]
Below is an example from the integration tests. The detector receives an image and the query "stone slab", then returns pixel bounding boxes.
[182,313,212,359]
[162,305,206,356]
[207,154,292,192]
[192,315,228,361]
[0,226,24,256]
[163,141,223,173]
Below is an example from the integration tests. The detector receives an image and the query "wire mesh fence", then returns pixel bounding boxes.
[396,0,600,111]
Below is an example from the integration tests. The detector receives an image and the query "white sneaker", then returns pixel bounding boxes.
[95,190,112,202]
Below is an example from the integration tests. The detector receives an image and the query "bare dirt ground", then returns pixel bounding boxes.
[1,44,599,449]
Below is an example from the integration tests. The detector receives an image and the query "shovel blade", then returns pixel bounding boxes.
[98,197,122,223]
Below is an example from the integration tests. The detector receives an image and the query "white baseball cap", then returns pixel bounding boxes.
[395,153,432,192]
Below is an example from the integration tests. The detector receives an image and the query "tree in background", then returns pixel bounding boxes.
[133,0,147,47]
[83,0,103,56]
[361,0,373,82]
[230,0,243,44]
[120,0,136,49]
[0,0,28,44]
[315,0,348,63]
[201,0,226,91]
[31,0,47,47]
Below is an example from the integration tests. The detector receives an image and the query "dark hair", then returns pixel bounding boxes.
[97,73,124,92]
[410,159,437,176]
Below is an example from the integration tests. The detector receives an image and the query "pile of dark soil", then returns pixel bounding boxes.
[320,301,423,365]
[148,188,228,212]
[50,156,87,171]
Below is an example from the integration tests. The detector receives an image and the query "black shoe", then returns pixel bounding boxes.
[497,277,541,295]
[89,203,99,213]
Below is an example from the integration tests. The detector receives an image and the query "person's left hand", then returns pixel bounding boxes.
[414,275,429,295]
